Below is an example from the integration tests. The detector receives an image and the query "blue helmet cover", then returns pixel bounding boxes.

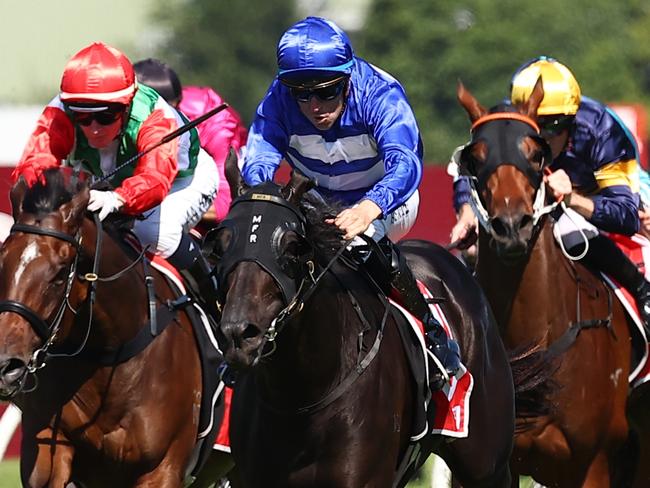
[277,16,354,80]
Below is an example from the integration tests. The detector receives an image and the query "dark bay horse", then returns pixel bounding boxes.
[0,168,225,487]
[457,80,649,487]
[202,159,550,487]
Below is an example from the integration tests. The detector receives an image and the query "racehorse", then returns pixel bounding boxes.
[456,79,646,487]
[0,168,227,487]
[202,157,551,488]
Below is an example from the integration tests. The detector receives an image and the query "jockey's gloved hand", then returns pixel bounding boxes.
[88,190,124,221]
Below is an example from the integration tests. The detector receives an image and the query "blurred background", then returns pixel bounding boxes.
[4,0,650,164]
[4,0,650,242]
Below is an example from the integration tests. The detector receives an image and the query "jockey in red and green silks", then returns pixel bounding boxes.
[13,42,218,261]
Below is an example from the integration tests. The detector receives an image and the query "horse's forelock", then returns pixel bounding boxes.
[21,168,87,215]
[299,193,346,257]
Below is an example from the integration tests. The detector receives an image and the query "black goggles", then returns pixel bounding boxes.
[71,108,124,127]
[288,78,347,103]
[538,115,574,136]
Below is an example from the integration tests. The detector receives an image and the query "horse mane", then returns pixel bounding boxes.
[21,168,87,215]
[299,192,346,258]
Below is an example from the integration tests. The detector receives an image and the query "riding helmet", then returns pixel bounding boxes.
[510,56,581,116]
[60,42,137,106]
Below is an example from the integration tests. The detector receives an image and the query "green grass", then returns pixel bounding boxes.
[0,457,533,487]
[0,460,19,488]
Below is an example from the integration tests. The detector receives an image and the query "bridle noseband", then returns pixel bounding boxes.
[0,223,83,344]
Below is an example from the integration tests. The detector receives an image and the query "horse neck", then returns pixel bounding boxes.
[257,270,366,406]
[476,219,573,344]
[72,220,149,346]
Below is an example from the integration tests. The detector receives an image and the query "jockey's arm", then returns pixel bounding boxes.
[242,93,288,186]
[12,104,74,184]
[548,165,639,235]
[115,109,180,215]
[363,83,422,218]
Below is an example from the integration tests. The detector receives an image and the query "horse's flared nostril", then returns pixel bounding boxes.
[1,357,27,380]
[491,216,511,238]
[221,321,263,349]
[491,213,533,239]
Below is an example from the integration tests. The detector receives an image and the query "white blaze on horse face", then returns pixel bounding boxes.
[250,215,262,243]
[16,242,39,284]
[504,197,511,208]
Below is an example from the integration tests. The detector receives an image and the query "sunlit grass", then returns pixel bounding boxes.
[0,457,535,487]
[0,460,19,488]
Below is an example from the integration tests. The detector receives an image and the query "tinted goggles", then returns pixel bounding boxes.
[289,78,347,103]
[538,115,574,136]
[71,108,124,127]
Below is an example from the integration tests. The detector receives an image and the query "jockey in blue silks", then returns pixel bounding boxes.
[451,56,650,331]
[242,16,460,388]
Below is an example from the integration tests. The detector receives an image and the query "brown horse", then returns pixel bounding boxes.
[0,168,227,487]
[201,159,552,487]
[456,80,649,487]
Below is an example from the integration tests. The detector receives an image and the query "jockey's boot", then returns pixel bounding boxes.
[377,238,461,390]
[168,233,221,325]
[576,234,650,334]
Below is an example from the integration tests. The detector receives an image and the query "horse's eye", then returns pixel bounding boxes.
[52,267,68,286]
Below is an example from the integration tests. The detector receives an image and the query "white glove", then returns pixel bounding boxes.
[88,190,124,221]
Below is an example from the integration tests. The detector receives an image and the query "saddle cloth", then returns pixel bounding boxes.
[603,232,650,388]
[145,256,232,476]
[389,281,473,440]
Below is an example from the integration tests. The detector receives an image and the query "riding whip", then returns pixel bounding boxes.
[94,102,229,185]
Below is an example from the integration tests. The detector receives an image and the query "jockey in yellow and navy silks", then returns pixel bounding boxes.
[452,56,650,330]
[242,16,460,388]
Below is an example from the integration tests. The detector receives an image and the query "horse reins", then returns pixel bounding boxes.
[0,214,161,392]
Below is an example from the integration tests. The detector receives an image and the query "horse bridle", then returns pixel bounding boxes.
[214,188,352,360]
[459,111,558,236]
[0,214,108,383]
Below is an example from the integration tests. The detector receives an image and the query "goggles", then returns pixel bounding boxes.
[67,104,125,127]
[538,115,574,136]
[283,77,347,103]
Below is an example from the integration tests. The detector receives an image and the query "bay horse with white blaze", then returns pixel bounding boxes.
[0,168,223,487]
[457,79,650,487]
[202,158,551,487]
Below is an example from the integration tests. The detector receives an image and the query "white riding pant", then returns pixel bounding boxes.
[349,190,420,247]
[132,148,219,258]
[552,207,600,249]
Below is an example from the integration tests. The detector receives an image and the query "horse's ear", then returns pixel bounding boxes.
[457,80,486,123]
[62,183,90,226]
[9,178,27,221]
[282,170,315,205]
[224,147,248,199]
[522,77,545,120]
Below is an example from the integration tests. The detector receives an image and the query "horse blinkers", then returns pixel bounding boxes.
[206,189,313,308]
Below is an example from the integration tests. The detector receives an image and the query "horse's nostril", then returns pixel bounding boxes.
[519,214,533,230]
[491,217,508,238]
[0,357,27,384]
[242,323,261,341]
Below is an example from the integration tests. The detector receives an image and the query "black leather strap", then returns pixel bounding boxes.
[0,300,50,342]
[11,223,79,249]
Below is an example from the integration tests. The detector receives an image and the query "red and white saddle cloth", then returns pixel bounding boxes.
[602,233,650,388]
[389,282,474,440]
